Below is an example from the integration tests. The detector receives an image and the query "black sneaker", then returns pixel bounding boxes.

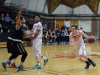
[85,61,91,69]
[89,60,96,67]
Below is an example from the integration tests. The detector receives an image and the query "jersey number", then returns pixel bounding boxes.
[73,36,80,42]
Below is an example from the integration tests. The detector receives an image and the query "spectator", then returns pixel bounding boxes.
[61,29,65,44]
[43,23,47,30]
[67,28,71,43]
[0,24,3,32]
[47,29,52,43]
[51,29,57,44]
[0,14,7,32]
[0,16,3,32]
[55,24,59,31]
[5,13,11,32]
[42,29,48,45]
[64,28,69,44]
[61,24,67,31]
[56,29,61,45]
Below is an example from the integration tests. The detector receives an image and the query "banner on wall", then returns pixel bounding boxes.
[79,20,91,32]
[64,20,70,27]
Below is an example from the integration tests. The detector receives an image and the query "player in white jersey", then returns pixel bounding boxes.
[69,25,96,69]
[31,15,49,69]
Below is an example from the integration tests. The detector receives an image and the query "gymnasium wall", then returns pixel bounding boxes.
[4,0,100,14]
[55,19,96,36]
[4,0,11,3]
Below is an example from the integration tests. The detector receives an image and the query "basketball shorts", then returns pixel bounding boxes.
[74,43,86,56]
[32,38,42,55]
[7,39,13,53]
[11,41,27,55]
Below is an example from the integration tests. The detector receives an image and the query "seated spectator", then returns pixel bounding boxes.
[51,29,57,44]
[67,28,71,43]
[61,29,65,44]
[55,24,59,31]
[56,29,61,45]
[5,13,11,32]
[61,24,67,31]
[0,24,3,32]
[0,14,7,32]
[0,17,3,32]
[43,23,47,30]
[47,29,52,43]
[42,29,48,45]
[64,28,69,44]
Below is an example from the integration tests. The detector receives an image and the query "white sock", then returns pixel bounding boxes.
[11,59,16,63]
[37,61,40,66]
[41,56,46,60]
[35,54,40,66]
[20,62,24,66]
[6,59,10,63]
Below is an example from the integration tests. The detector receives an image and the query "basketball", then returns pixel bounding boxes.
[87,35,95,44]
[24,30,32,37]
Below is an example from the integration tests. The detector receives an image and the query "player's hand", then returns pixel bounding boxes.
[20,4,24,10]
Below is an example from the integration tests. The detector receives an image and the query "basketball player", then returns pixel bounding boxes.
[7,21,28,68]
[6,39,17,68]
[69,25,96,69]
[2,4,30,71]
[31,15,49,69]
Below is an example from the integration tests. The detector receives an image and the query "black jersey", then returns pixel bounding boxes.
[10,25,27,40]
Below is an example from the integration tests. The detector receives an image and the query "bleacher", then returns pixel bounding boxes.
[0,33,9,47]
[0,3,31,48]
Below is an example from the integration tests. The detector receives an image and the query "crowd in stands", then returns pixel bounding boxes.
[42,24,71,45]
[0,13,11,33]
[0,13,82,45]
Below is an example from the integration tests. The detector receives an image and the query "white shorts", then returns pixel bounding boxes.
[79,43,86,56]
[32,38,42,55]
[74,43,86,56]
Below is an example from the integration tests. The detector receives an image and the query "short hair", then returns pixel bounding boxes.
[35,14,40,18]
[20,16,25,20]
[80,27,83,29]
[71,25,78,29]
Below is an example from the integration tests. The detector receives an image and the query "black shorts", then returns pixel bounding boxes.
[7,39,13,53]
[11,41,27,55]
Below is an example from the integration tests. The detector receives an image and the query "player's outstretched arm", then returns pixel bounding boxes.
[81,31,89,39]
[15,4,24,30]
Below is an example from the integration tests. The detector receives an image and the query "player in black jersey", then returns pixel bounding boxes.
[2,4,31,71]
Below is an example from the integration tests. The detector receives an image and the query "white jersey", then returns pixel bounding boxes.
[70,30,84,46]
[69,30,86,55]
[32,22,43,38]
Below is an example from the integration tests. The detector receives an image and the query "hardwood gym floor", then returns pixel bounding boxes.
[0,42,100,75]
